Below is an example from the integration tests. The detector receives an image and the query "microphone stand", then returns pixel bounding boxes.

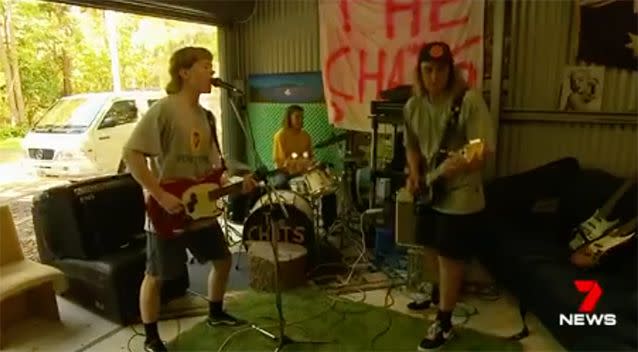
[248,183,330,352]
[222,89,329,350]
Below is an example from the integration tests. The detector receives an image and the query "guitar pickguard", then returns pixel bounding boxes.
[181,182,222,221]
[569,211,619,251]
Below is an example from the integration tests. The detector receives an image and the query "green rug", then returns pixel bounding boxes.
[169,289,523,351]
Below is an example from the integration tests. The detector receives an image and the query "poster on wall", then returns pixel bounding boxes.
[248,72,325,104]
[577,0,638,71]
[318,0,485,132]
[559,66,605,112]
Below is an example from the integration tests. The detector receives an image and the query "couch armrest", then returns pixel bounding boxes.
[0,260,68,301]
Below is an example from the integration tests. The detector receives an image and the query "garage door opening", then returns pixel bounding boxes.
[1,0,222,179]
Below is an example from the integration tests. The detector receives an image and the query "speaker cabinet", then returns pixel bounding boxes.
[395,188,418,247]
[32,173,146,261]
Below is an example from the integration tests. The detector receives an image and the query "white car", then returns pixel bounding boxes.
[21,91,165,177]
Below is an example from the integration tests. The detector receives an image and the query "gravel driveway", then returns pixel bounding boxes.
[1,160,71,262]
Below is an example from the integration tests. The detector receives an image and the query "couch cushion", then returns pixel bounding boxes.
[479,224,637,351]
[558,169,637,241]
[481,159,637,351]
[0,260,68,301]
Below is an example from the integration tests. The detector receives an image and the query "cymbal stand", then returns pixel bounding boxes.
[327,157,360,249]
[249,183,330,352]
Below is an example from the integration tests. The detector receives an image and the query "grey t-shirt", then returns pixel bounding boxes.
[403,89,495,214]
[123,95,223,181]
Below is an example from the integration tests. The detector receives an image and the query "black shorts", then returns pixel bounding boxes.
[416,208,482,260]
[146,222,231,280]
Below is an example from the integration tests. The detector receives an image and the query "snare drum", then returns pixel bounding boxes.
[242,190,316,264]
[289,176,309,195]
[304,167,336,197]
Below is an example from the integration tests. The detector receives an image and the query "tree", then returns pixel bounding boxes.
[0,0,218,128]
[0,0,25,126]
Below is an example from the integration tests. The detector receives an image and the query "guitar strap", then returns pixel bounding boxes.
[203,108,227,172]
[431,88,468,169]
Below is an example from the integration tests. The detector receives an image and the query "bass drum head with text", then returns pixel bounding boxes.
[242,190,314,252]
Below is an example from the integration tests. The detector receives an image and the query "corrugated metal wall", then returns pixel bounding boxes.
[497,120,637,178]
[505,0,638,112]
[224,0,637,177]
[498,0,637,177]
[233,0,320,76]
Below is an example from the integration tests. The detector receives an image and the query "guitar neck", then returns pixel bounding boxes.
[611,217,638,237]
[598,178,635,218]
[208,182,244,200]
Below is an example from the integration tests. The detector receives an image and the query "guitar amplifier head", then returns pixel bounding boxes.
[32,173,146,260]
[395,188,419,248]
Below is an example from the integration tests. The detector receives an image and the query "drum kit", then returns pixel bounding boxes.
[238,162,340,260]
[222,131,360,260]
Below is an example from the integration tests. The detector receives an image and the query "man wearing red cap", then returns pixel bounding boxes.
[403,41,495,350]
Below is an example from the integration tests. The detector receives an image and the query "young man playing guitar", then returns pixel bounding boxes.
[403,42,494,351]
[123,47,257,352]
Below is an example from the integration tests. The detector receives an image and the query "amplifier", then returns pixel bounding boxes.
[32,173,146,260]
[395,187,419,247]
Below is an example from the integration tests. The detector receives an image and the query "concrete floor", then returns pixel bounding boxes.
[1,284,565,352]
[0,196,565,352]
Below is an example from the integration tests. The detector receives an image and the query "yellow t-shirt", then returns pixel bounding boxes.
[272,128,313,169]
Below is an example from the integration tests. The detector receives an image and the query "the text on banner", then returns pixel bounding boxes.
[319,0,485,131]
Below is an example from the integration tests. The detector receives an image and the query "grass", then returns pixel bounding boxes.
[0,137,21,149]
[0,137,23,163]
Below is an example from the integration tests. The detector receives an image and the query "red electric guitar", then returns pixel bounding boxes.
[146,167,285,239]
[146,169,244,239]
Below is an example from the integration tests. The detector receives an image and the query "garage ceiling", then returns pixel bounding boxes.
[48,0,256,26]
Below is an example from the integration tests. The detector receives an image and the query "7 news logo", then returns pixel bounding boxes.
[559,280,616,326]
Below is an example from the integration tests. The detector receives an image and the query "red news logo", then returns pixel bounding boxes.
[559,280,616,326]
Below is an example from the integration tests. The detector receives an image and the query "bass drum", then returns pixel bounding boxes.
[242,190,315,263]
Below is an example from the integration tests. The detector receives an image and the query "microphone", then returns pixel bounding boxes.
[211,77,244,96]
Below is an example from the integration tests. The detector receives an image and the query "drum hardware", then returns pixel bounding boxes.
[247,183,331,351]
[219,197,249,271]
[313,132,348,149]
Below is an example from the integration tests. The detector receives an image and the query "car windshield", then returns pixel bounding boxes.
[34,96,107,130]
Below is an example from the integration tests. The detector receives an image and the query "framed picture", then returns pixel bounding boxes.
[559,66,605,112]
[248,72,324,104]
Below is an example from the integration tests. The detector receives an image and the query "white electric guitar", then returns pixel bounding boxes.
[568,177,635,251]
[570,217,637,268]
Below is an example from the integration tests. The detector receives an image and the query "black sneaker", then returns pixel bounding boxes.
[417,320,454,351]
[144,338,168,352]
[407,298,435,310]
[207,311,244,326]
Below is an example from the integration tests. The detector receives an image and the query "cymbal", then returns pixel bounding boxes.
[314,132,348,149]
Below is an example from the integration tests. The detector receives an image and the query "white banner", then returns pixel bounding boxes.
[319,0,485,131]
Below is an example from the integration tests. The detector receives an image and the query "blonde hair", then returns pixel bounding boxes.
[165,47,213,94]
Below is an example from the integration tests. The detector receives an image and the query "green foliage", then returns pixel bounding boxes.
[0,0,218,127]
[0,123,28,139]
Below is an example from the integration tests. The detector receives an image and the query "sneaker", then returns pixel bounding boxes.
[207,311,244,326]
[417,320,454,351]
[407,298,435,310]
[144,338,168,352]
